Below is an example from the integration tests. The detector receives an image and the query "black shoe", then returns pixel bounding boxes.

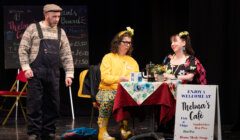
[28,134,39,140]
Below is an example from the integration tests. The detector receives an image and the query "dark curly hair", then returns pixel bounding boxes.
[110,31,133,56]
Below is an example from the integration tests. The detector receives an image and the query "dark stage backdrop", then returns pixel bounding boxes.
[0,0,239,126]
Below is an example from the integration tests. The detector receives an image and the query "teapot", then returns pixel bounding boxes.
[142,61,155,82]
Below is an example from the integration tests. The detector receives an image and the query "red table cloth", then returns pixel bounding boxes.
[113,83,176,124]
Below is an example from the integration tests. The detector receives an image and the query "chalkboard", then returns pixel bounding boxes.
[4,5,89,69]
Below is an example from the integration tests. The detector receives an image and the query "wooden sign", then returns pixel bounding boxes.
[174,85,222,140]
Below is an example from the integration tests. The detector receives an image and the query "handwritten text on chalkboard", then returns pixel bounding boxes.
[4,6,88,69]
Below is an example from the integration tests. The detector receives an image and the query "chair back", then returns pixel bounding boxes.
[9,70,27,93]
[78,70,91,98]
[16,70,27,83]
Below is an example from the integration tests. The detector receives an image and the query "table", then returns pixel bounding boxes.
[113,82,176,123]
[112,82,176,139]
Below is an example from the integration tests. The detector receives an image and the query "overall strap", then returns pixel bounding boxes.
[57,27,61,42]
[35,22,43,39]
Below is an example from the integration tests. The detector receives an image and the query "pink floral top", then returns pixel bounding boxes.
[163,55,207,85]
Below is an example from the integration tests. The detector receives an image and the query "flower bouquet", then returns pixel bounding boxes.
[151,64,167,75]
[151,64,167,82]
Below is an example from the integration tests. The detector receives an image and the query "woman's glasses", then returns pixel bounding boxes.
[121,41,132,46]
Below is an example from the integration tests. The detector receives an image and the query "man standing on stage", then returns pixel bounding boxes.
[18,4,74,140]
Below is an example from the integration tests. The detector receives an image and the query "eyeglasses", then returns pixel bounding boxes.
[120,41,132,46]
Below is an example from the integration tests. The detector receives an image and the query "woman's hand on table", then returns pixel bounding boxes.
[119,77,129,82]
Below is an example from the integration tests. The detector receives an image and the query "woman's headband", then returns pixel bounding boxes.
[118,26,134,37]
[179,31,189,37]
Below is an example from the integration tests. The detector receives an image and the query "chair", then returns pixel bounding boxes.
[78,65,101,127]
[0,70,28,125]
[78,69,95,127]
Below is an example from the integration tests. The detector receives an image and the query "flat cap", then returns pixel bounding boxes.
[43,4,62,12]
